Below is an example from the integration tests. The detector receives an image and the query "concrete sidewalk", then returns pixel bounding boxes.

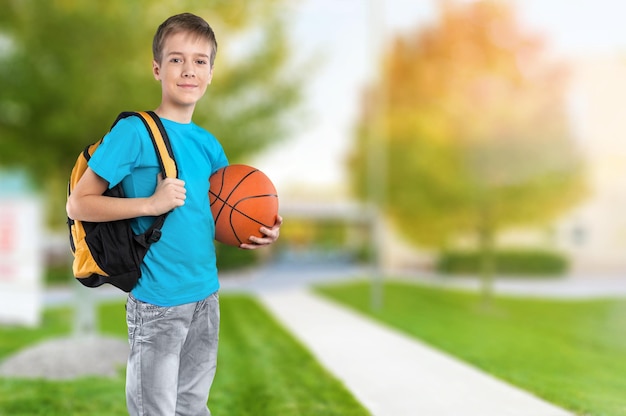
[258,288,573,416]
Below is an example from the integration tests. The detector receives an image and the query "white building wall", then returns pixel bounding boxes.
[557,57,626,273]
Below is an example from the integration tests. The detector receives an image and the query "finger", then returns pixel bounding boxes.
[260,226,279,239]
[240,241,264,250]
[240,240,256,249]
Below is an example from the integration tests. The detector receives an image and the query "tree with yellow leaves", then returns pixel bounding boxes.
[350,1,585,302]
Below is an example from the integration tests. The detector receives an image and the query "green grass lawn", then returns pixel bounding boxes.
[315,280,626,416]
[0,294,368,416]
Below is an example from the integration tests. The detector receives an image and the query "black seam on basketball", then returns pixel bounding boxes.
[221,194,277,245]
[228,204,269,245]
[213,168,259,224]
[221,169,258,206]
[210,167,277,244]
[230,218,243,245]
[219,194,277,221]
[210,170,229,222]
[213,194,276,225]
[229,195,278,245]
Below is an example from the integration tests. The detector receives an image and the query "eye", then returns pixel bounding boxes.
[170,58,182,63]
[196,59,208,65]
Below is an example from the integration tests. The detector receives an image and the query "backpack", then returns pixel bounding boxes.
[67,111,178,292]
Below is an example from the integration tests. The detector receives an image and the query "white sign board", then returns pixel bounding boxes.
[0,196,43,326]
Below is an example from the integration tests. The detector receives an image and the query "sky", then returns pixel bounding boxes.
[251,0,626,196]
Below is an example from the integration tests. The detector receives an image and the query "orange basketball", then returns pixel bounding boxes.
[209,164,279,247]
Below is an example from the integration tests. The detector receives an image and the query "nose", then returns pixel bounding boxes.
[182,63,195,78]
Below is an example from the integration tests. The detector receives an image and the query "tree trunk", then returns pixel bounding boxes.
[478,200,495,307]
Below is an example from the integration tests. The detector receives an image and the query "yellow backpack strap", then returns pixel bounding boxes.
[111,111,178,245]
[113,111,178,179]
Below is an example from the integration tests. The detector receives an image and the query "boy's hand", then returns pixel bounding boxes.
[149,174,186,215]
[240,215,283,250]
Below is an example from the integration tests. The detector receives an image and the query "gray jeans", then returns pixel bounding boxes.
[125,292,220,416]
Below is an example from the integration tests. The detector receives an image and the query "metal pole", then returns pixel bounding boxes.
[367,0,386,311]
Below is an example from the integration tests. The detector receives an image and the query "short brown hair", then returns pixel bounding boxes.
[152,13,218,67]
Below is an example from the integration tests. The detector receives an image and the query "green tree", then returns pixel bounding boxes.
[0,0,301,227]
[350,1,585,302]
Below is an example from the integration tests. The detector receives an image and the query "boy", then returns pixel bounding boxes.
[66,13,282,415]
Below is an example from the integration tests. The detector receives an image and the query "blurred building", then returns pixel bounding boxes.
[0,171,43,326]
[554,56,626,274]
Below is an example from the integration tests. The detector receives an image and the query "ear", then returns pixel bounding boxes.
[152,60,161,81]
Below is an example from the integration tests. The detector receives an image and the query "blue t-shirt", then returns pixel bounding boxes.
[88,115,229,306]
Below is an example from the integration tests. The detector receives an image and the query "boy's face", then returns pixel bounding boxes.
[152,31,214,110]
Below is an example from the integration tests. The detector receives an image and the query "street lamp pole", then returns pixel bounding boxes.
[367,0,387,311]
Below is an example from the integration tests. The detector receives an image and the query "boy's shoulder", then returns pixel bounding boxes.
[105,114,150,142]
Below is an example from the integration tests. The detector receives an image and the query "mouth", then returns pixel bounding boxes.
[178,84,198,89]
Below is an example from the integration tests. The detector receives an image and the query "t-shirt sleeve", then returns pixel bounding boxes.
[209,134,229,175]
[88,117,143,189]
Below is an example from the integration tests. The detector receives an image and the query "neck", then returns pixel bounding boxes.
[154,104,195,124]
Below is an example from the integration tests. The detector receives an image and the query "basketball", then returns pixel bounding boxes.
[209,164,279,247]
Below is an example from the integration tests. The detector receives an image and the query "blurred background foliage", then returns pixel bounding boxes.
[349,1,586,287]
[0,0,593,279]
[0,0,303,229]
[351,1,585,248]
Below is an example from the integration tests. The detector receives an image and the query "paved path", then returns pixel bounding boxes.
[258,287,573,416]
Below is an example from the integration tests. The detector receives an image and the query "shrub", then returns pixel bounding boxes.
[436,248,568,276]
[45,263,73,286]
[215,243,261,271]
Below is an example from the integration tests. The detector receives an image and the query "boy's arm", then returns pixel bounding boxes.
[66,167,186,222]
